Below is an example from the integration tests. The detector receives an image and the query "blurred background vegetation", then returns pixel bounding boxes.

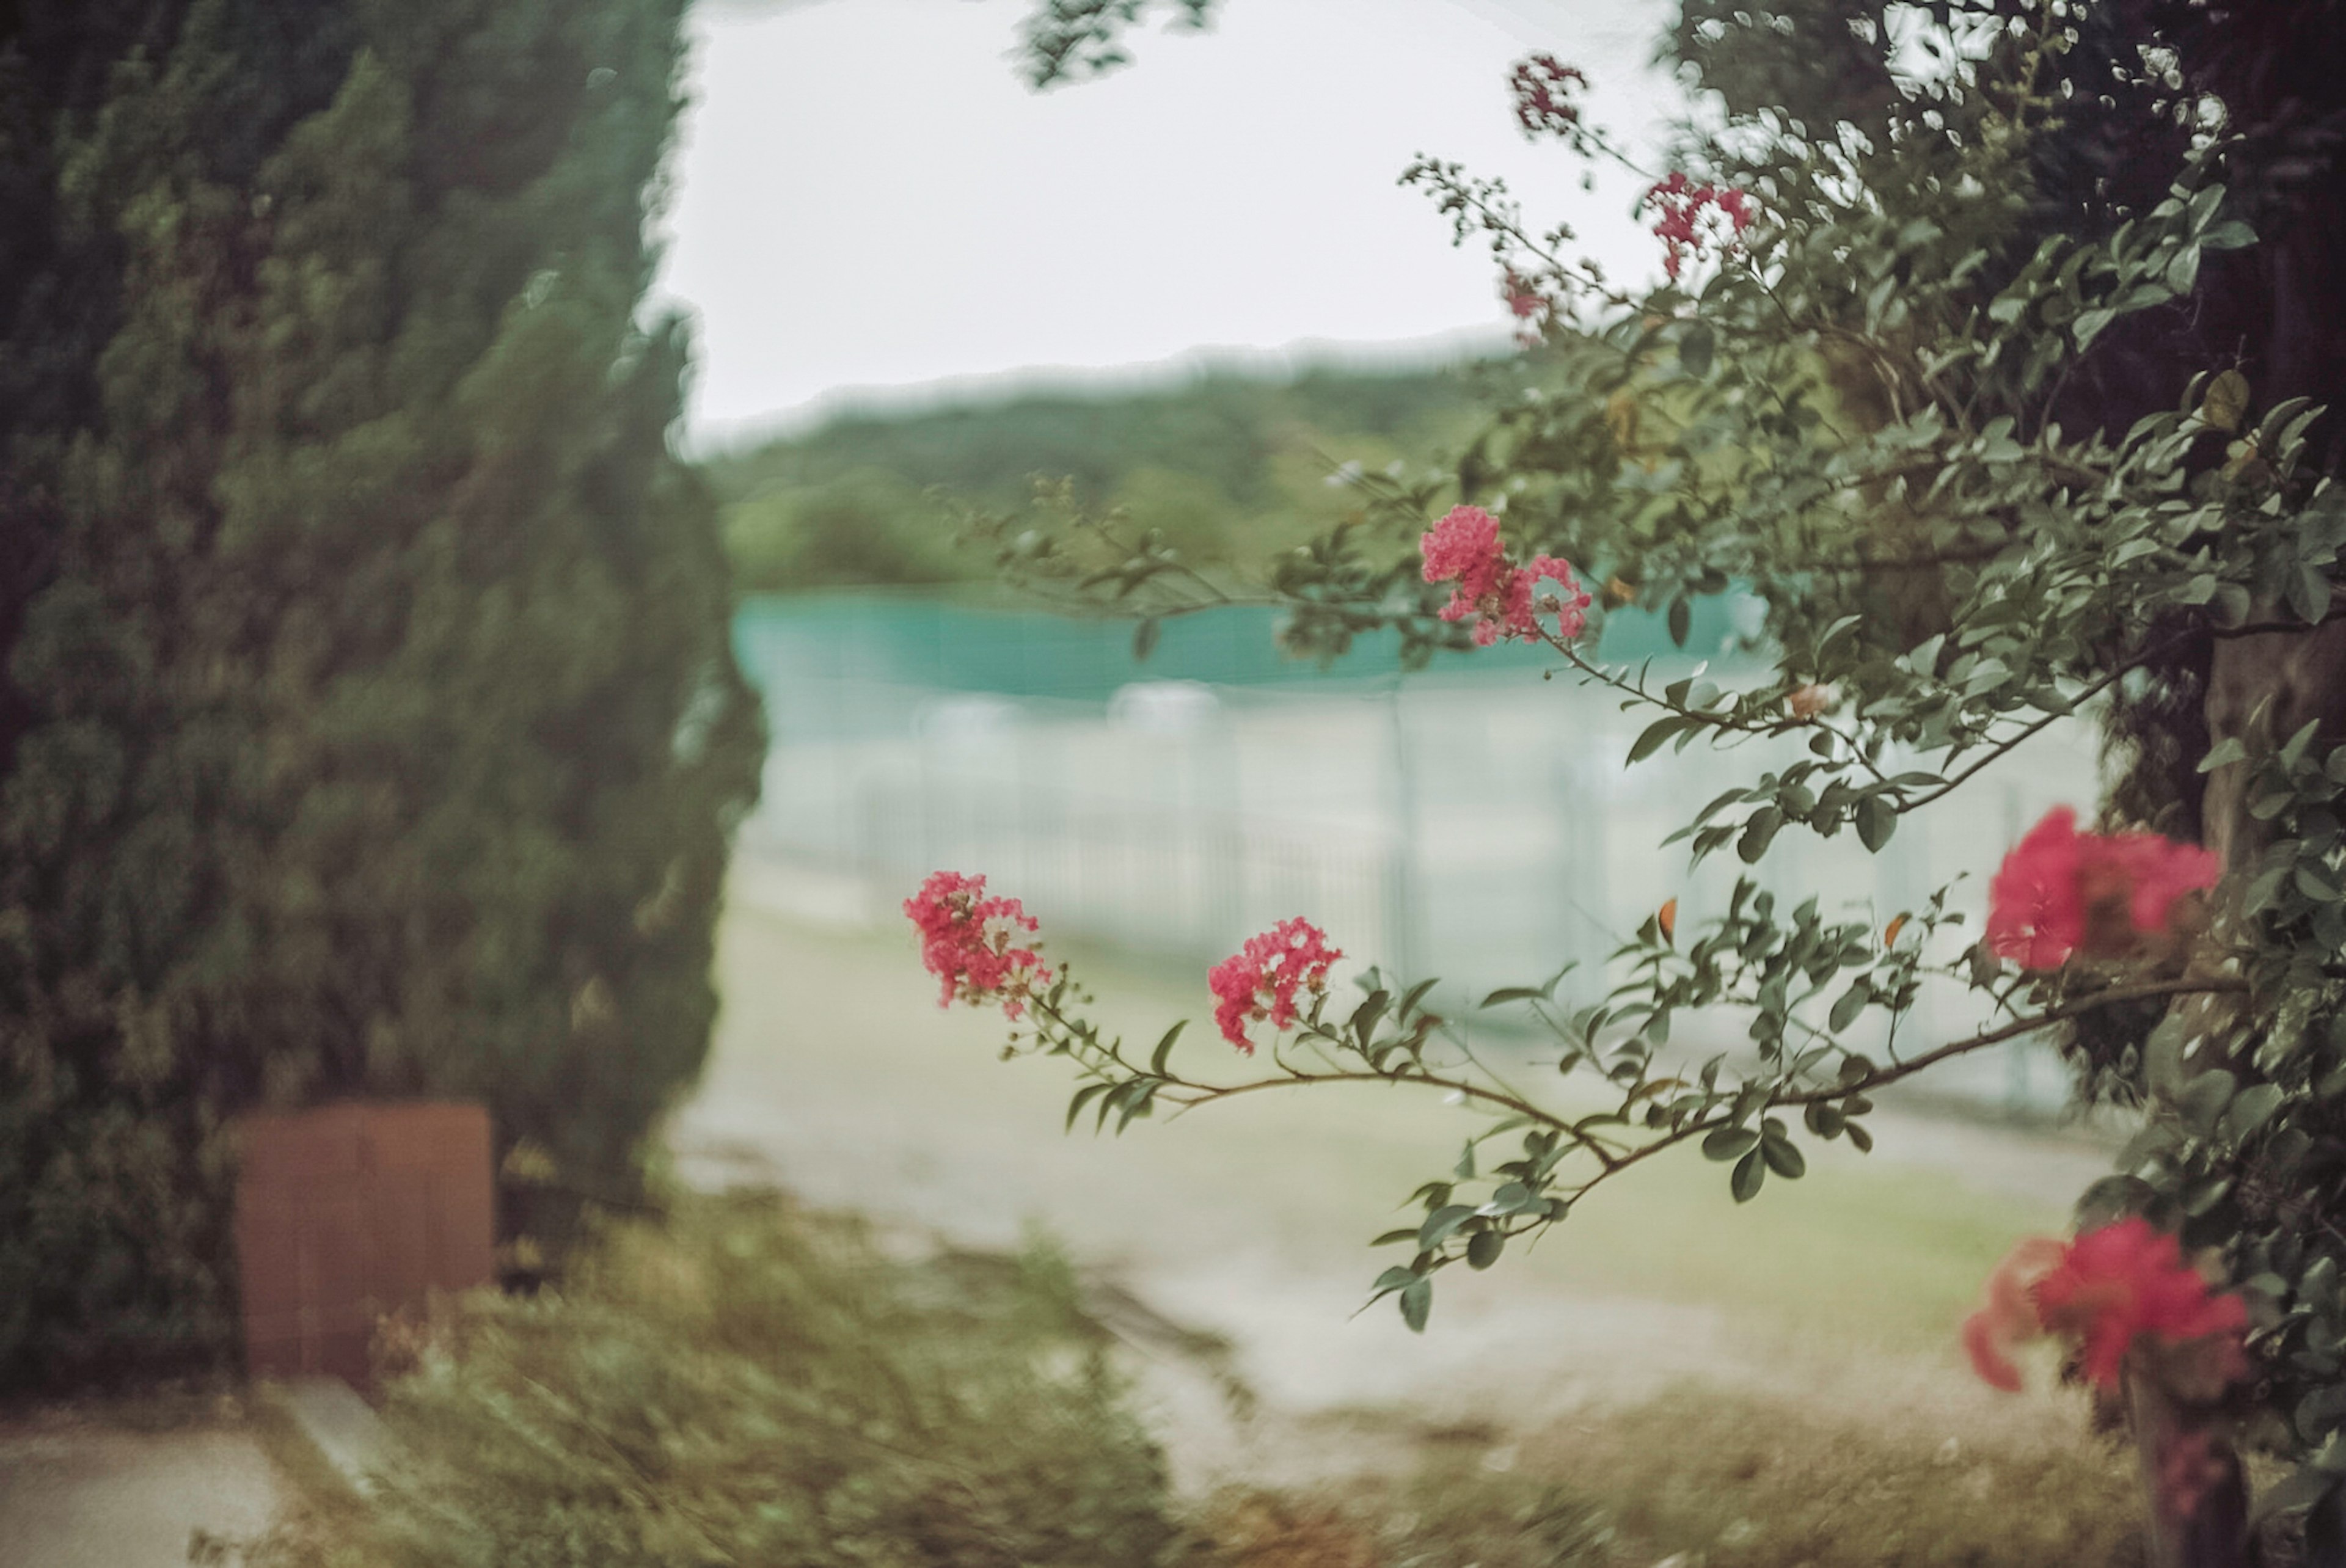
[703,362,1494,592]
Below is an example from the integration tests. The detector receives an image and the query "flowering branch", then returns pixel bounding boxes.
[910,873,2249,1329]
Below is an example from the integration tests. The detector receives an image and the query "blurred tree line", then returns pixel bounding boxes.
[0,0,760,1387]
[704,363,1491,591]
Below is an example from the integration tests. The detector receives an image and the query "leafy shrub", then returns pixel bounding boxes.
[723,469,964,591]
[0,0,761,1386]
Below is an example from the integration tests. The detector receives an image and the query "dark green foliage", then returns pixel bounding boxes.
[706,363,1489,591]
[720,467,965,591]
[1017,0,1216,87]
[0,0,759,1387]
[227,1195,1185,1568]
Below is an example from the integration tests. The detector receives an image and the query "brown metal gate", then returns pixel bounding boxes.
[233,1102,495,1385]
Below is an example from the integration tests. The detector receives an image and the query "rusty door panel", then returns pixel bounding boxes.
[233,1103,494,1385]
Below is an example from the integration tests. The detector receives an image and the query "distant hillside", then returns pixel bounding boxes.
[700,360,1504,593]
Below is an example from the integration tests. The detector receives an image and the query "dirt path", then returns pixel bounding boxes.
[0,1404,284,1568]
[678,894,2130,1492]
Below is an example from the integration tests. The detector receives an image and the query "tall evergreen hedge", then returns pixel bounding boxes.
[0,0,762,1387]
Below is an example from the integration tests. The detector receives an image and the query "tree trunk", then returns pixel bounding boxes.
[2128,1370,2256,1568]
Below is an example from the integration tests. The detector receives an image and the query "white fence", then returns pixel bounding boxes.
[739,664,2105,1116]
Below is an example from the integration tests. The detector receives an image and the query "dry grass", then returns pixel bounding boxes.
[1201,1382,2144,1568]
[226,1206,2152,1568]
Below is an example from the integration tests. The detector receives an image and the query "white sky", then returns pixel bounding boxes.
[659,0,1687,446]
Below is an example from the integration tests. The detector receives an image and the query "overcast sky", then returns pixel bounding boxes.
[658,0,1687,445]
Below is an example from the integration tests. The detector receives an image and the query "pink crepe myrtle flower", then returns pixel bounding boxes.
[1645,172,1754,281]
[1963,1218,2248,1393]
[1985,808,2219,969]
[1501,269,1554,349]
[1208,917,1342,1053]
[1508,54,1588,140]
[905,870,1052,1019]
[1503,269,1549,319]
[1418,505,1592,647]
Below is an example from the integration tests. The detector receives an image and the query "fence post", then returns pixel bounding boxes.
[1384,681,1419,981]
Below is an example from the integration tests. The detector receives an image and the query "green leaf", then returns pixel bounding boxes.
[1760,1132,1806,1180]
[1667,596,1692,648]
[2177,1068,2238,1136]
[1828,982,1869,1033]
[1132,618,1161,660]
[1480,986,1550,1008]
[1702,1126,1760,1162]
[1730,1147,1767,1203]
[2144,1014,2189,1095]
[2293,564,2333,625]
[2198,737,2248,772]
[2201,219,2256,252]
[1738,808,1782,864]
[1399,1277,1433,1332]
[1679,323,1715,378]
[1485,1181,1535,1214]
[1149,1021,1186,1077]
[2165,242,2203,294]
[2182,1175,2232,1217]
[1961,657,2011,696]
[1114,1079,1158,1132]
[2258,395,2319,449]
[1398,977,1441,1020]
[2285,718,2326,771]
[1845,1121,1874,1154]
[1349,991,1390,1048]
[1628,715,1686,765]
[2201,368,2252,431]
[2223,1082,2286,1143]
[1817,614,1863,652]
[1419,1204,1475,1250]
[1466,1230,1504,1270]
[1855,795,1896,852]
[1065,1083,1109,1133]
[2246,864,2292,913]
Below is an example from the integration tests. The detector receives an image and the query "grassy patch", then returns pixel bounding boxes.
[216,1192,1185,1568]
[1526,1383,2140,1567]
[214,1175,2147,1568]
[1208,1385,2143,1568]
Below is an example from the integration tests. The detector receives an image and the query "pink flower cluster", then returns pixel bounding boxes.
[1502,269,1548,321]
[1508,54,1588,140]
[904,870,1051,1019]
[1645,172,1753,281]
[1419,505,1592,647]
[1964,1218,2248,1393]
[1984,808,2220,970]
[1208,918,1342,1053]
[1500,269,1554,348]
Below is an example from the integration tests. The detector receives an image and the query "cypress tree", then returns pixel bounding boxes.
[0,0,760,1386]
